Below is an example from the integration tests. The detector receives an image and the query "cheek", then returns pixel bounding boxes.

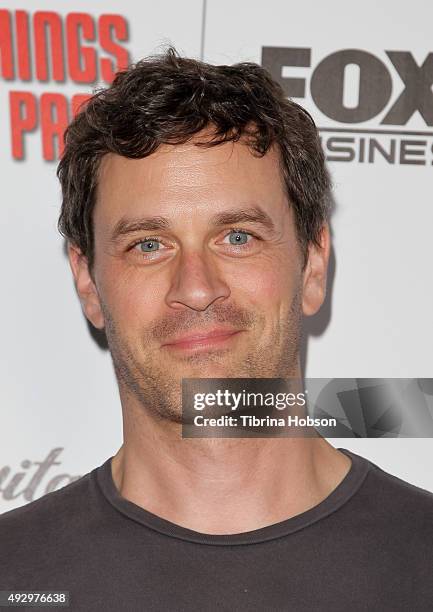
[241,268,280,302]
[98,262,166,329]
[230,256,295,310]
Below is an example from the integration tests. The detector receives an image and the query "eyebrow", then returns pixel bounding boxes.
[110,216,170,243]
[210,207,276,232]
[109,206,276,243]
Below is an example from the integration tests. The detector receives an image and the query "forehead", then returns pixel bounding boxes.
[94,136,287,226]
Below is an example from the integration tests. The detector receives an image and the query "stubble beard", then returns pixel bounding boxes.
[100,290,303,425]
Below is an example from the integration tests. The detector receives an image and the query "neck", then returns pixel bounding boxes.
[111,393,351,535]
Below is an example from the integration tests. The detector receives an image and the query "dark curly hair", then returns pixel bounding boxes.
[57,47,331,273]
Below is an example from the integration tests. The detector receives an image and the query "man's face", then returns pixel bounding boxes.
[69,133,329,422]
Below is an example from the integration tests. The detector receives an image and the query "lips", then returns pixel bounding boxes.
[162,327,244,350]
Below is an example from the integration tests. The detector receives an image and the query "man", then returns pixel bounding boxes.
[1,48,432,611]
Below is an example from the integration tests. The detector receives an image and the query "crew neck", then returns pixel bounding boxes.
[94,447,372,546]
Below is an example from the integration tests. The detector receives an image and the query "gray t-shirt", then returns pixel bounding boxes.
[0,448,432,611]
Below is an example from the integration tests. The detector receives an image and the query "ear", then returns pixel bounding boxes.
[68,243,105,329]
[302,224,330,316]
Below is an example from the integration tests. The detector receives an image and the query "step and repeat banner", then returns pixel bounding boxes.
[1,0,432,512]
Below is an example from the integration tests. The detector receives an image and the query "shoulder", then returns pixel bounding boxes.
[0,469,96,546]
[0,466,112,586]
[365,459,433,512]
[352,455,433,545]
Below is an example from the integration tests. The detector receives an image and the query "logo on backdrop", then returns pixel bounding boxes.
[262,47,433,166]
[0,448,81,508]
[0,9,129,161]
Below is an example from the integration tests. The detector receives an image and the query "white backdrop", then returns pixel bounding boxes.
[1,0,432,512]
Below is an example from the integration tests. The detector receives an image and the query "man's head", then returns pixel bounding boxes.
[58,48,331,422]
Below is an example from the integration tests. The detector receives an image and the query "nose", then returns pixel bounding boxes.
[165,249,231,311]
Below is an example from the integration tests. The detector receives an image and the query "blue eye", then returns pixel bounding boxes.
[227,230,250,245]
[129,236,169,259]
[139,239,160,252]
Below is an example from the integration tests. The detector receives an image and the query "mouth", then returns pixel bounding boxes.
[161,328,245,353]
